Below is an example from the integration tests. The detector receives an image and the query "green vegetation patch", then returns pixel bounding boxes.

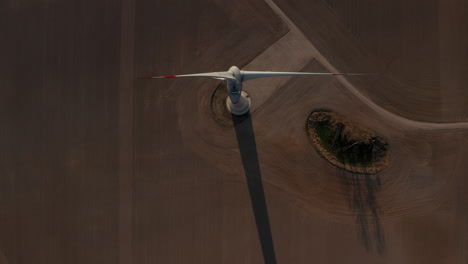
[307,110,390,174]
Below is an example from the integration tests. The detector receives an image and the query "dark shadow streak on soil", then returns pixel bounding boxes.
[338,171,386,255]
[233,113,277,264]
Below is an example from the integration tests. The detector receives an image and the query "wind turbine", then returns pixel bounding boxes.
[140,66,364,115]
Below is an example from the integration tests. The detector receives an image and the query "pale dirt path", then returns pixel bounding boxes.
[243,31,315,113]
[249,0,468,131]
[241,0,316,113]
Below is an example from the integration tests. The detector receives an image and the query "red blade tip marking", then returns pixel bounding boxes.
[165,75,176,78]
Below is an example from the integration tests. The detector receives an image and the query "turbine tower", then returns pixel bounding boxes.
[140,66,364,115]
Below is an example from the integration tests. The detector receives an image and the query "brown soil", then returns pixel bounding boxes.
[5,0,468,262]
[306,110,390,174]
[0,0,287,262]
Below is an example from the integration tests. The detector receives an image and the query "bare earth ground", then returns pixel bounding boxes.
[1,0,468,264]
[0,1,121,263]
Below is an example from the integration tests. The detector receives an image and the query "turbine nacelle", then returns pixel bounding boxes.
[227,66,243,104]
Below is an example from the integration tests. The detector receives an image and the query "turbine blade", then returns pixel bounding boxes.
[139,71,235,80]
[242,71,366,81]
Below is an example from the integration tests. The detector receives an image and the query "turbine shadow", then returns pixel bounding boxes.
[232,113,277,264]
